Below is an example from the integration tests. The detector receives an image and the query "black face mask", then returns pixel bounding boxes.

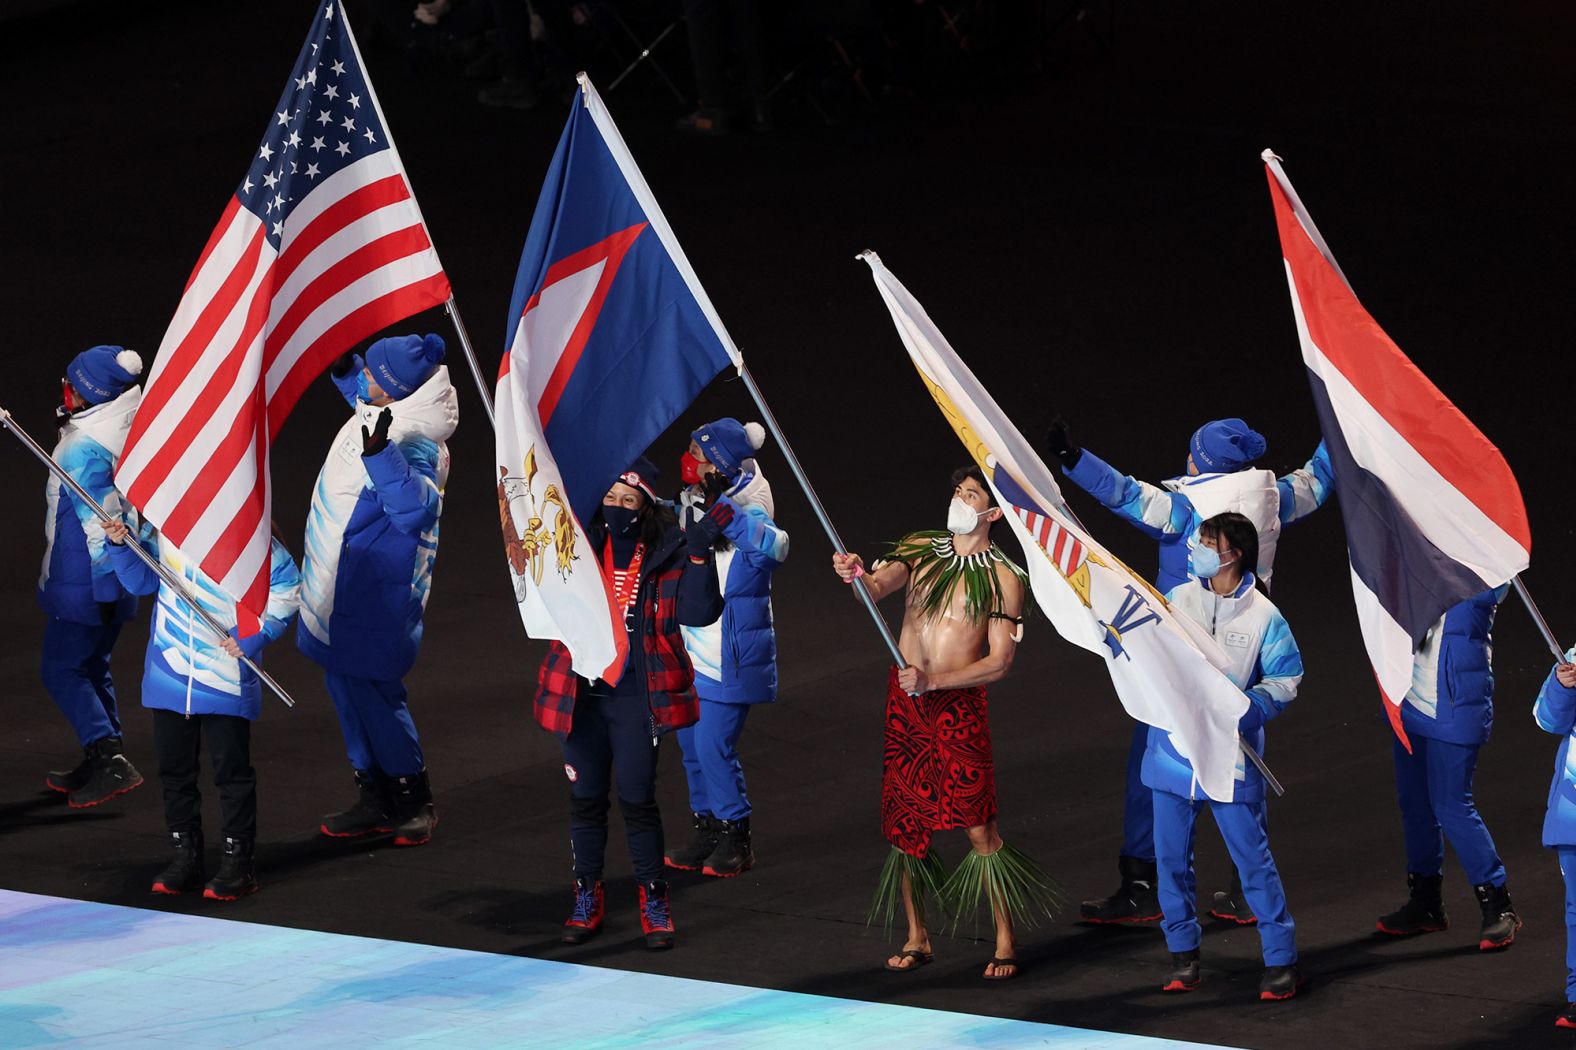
[603,505,641,538]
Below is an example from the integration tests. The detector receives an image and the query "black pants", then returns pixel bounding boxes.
[151,709,256,842]
[684,0,766,109]
[561,686,663,883]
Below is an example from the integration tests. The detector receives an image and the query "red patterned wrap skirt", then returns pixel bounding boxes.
[880,666,998,858]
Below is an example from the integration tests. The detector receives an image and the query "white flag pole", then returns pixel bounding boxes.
[0,409,297,709]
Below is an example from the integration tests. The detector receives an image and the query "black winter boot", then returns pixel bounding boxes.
[203,837,258,901]
[46,752,94,794]
[1375,873,1449,936]
[665,812,720,871]
[1474,881,1522,950]
[68,736,144,808]
[1259,964,1302,1001]
[1209,869,1258,925]
[702,817,754,878]
[151,830,206,895]
[1081,855,1162,924]
[390,770,437,847]
[1162,949,1201,992]
[320,769,392,838]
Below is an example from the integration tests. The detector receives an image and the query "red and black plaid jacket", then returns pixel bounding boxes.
[535,528,722,739]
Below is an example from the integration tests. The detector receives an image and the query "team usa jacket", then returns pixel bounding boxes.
[1062,442,1334,593]
[1397,588,1506,747]
[37,388,142,626]
[1142,574,1304,804]
[677,464,790,705]
[109,533,300,720]
[1535,651,1576,849]
[296,367,458,681]
[535,519,723,740]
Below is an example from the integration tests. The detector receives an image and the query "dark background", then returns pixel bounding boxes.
[4,2,1575,1047]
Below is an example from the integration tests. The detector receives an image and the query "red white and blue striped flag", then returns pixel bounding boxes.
[1262,150,1531,744]
[116,2,449,626]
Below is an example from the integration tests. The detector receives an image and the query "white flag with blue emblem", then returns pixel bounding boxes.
[862,251,1252,802]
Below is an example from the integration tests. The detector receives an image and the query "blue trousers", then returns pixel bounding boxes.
[675,699,752,821]
[560,685,663,883]
[1153,788,1297,965]
[324,672,424,777]
[1121,722,1155,859]
[41,617,123,747]
[1392,735,1506,887]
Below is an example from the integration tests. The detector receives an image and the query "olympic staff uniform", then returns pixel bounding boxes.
[1533,652,1576,1029]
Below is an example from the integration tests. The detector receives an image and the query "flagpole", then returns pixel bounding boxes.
[0,409,298,709]
[734,362,908,669]
[1238,735,1284,797]
[443,296,496,428]
[1513,575,1568,663]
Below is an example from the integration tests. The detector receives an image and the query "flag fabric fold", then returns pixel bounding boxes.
[496,76,736,683]
[861,251,1251,803]
[116,1,450,627]
[1262,151,1531,743]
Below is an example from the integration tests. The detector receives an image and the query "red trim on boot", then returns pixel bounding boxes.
[67,779,143,809]
[202,882,259,902]
[1084,911,1163,925]
[1375,918,1447,936]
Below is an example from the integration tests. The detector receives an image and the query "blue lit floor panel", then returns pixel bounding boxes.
[0,891,1232,1049]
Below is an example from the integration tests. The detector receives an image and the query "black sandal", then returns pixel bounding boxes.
[983,956,1018,980]
[884,948,934,972]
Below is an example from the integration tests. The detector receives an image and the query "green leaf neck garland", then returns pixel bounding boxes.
[880,530,1028,627]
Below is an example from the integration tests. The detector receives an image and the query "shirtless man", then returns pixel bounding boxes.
[833,465,1054,980]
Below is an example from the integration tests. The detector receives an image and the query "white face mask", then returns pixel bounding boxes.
[946,497,984,535]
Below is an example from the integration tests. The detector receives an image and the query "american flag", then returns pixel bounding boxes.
[117,1,449,626]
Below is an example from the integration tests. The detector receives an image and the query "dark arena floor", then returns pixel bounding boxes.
[5,2,1576,1047]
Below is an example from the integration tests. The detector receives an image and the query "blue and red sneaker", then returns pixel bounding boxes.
[561,877,604,945]
[639,880,676,950]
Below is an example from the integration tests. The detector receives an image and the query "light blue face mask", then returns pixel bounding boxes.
[1188,544,1236,580]
[356,371,373,403]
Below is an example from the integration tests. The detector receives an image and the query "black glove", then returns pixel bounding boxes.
[1044,417,1082,469]
[686,500,735,559]
[329,352,359,379]
[361,407,393,457]
[700,469,731,504]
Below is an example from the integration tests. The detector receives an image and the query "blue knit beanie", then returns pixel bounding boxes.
[1190,418,1267,473]
[617,456,661,502]
[692,418,766,480]
[365,333,445,399]
[66,345,144,405]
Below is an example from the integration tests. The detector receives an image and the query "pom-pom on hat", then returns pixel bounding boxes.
[1190,418,1267,474]
[66,345,143,405]
[617,456,661,503]
[366,333,445,399]
[692,418,766,480]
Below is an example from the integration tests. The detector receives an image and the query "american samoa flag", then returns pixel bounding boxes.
[116,2,449,627]
[495,75,735,682]
[1262,150,1530,745]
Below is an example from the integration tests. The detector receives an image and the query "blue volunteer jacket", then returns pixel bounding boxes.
[1535,652,1576,848]
[1141,575,1304,804]
[37,389,142,626]
[109,532,300,721]
[678,467,789,704]
[1398,588,1505,747]
[1062,441,1333,593]
[297,367,458,681]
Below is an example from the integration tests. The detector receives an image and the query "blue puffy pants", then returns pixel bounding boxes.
[1392,735,1506,887]
[560,684,663,883]
[675,699,752,821]
[324,672,424,778]
[41,617,123,747]
[1153,788,1297,965]
[1559,847,1576,1003]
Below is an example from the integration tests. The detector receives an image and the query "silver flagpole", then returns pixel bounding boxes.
[0,408,297,709]
[443,296,495,428]
[1513,575,1568,663]
[734,361,907,669]
[1239,735,1284,797]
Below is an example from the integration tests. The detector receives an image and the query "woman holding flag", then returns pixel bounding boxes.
[534,457,726,950]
